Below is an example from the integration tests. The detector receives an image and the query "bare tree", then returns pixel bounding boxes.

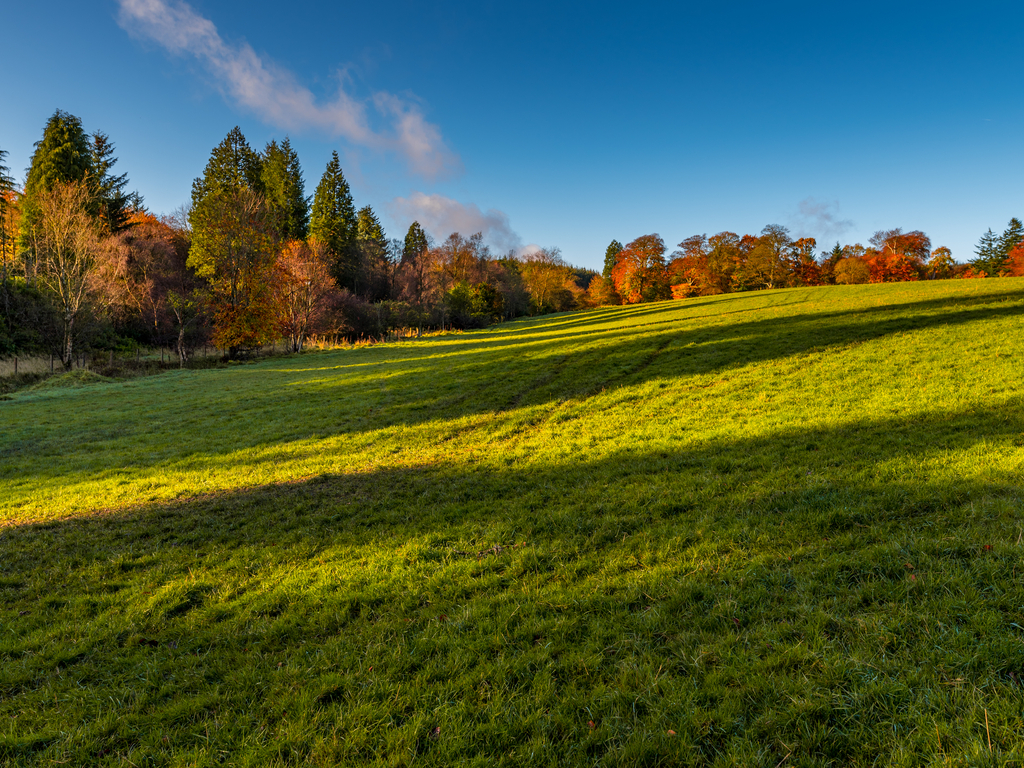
[32,181,101,368]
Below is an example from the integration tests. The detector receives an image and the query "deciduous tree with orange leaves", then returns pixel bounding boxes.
[611,234,670,303]
[277,237,336,352]
[866,229,930,282]
[1004,241,1024,277]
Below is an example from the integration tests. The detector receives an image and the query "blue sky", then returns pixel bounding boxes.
[4,1,1023,270]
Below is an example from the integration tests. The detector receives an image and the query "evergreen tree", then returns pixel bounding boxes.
[19,110,93,257]
[191,127,263,207]
[0,148,11,194]
[309,151,358,290]
[603,239,623,279]
[997,218,1023,266]
[357,205,386,246]
[971,228,1000,276]
[819,242,844,284]
[188,129,278,358]
[261,137,308,241]
[89,132,134,235]
[190,126,266,276]
[357,205,390,300]
[403,221,428,264]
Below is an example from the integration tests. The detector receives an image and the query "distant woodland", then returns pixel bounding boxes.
[2,110,1022,367]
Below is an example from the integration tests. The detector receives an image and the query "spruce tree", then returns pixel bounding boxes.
[357,205,389,300]
[309,151,358,290]
[997,218,1023,266]
[971,228,1000,275]
[403,221,428,264]
[191,127,263,207]
[603,240,623,279]
[0,148,12,193]
[189,126,266,275]
[261,137,308,241]
[89,132,134,235]
[188,128,278,357]
[19,110,93,254]
[357,205,386,246]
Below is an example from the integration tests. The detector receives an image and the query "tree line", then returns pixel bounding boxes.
[3,111,1021,368]
[591,220,1023,306]
[0,112,596,367]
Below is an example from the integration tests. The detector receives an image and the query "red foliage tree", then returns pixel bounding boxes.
[611,234,670,303]
[1004,242,1024,277]
[277,237,337,352]
[866,229,930,282]
[788,237,821,286]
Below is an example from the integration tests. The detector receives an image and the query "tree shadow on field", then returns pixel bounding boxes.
[3,397,1022,567]
[3,286,1024,492]
[2,400,1023,764]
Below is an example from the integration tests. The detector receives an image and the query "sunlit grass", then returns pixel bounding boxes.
[2,279,1024,766]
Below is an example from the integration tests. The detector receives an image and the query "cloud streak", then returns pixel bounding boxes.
[791,197,854,243]
[389,192,525,254]
[116,0,459,178]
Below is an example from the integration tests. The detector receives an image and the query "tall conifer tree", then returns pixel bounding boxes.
[188,127,278,357]
[997,218,1023,265]
[357,205,389,300]
[309,151,358,290]
[89,132,134,235]
[357,205,386,246]
[19,110,93,257]
[262,137,308,241]
[191,127,263,207]
[603,240,623,279]
[971,228,1000,275]
[403,221,428,264]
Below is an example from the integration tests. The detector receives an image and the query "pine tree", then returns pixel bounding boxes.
[190,126,266,273]
[191,127,263,207]
[997,218,1023,267]
[357,205,386,246]
[309,151,358,290]
[89,132,134,235]
[0,148,12,194]
[403,221,428,264]
[188,128,278,357]
[261,137,308,241]
[357,205,389,300]
[603,240,623,279]
[971,228,1000,276]
[19,110,93,257]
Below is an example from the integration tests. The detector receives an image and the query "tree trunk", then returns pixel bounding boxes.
[177,327,187,368]
[62,314,75,370]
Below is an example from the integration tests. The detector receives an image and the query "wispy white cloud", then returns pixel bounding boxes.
[389,192,525,254]
[791,197,854,243]
[116,0,460,178]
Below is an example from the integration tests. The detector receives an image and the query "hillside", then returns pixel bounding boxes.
[2,279,1024,766]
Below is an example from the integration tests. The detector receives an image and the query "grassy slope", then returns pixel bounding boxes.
[1,279,1023,767]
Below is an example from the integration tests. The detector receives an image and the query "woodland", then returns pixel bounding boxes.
[1,109,1023,369]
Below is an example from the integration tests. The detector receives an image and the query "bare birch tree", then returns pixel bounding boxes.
[32,181,100,368]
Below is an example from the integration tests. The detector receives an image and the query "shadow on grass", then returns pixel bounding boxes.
[4,283,1024,498]
[3,398,1024,765]
[4,396,1021,561]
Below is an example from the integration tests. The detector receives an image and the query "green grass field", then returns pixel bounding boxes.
[2,279,1023,767]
